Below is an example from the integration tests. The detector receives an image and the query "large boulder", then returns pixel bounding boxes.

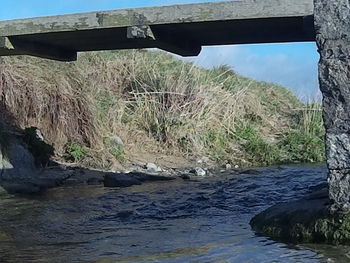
[0,139,71,194]
[250,185,350,245]
[23,127,54,167]
[104,173,142,187]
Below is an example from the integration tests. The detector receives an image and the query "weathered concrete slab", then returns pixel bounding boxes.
[0,0,315,61]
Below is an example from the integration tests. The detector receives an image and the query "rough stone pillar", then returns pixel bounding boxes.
[314,0,350,212]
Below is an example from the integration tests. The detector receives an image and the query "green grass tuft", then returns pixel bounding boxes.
[66,143,89,162]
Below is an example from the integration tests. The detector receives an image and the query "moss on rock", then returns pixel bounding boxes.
[250,185,350,245]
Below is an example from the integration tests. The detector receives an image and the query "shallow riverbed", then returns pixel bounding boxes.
[0,164,349,263]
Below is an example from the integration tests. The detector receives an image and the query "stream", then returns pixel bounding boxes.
[0,164,349,263]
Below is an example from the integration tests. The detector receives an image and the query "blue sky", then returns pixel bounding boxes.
[0,0,320,99]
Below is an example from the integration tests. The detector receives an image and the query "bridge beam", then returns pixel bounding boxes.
[315,0,350,212]
[0,36,77,61]
[0,0,314,61]
[126,25,201,57]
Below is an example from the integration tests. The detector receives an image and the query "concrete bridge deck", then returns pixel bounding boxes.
[0,0,315,61]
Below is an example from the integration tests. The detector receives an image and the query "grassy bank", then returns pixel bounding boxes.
[0,50,325,169]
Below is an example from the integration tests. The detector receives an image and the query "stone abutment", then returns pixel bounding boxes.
[315,0,350,212]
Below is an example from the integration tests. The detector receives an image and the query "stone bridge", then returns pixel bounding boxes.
[0,0,349,212]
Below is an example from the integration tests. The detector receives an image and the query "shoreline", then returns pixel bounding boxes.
[0,158,237,195]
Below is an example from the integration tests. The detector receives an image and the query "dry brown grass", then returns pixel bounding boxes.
[0,58,97,152]
[0,50,321,168]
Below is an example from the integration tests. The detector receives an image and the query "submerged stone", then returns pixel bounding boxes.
[103,171,175,188]
[250,185,350,245]
[104,173,142,188]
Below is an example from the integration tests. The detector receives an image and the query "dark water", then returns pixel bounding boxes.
[0,164,349,263]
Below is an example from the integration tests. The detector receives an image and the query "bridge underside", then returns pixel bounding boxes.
[0,0,315,61]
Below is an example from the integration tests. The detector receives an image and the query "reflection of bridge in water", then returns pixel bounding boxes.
[0,0,314,61]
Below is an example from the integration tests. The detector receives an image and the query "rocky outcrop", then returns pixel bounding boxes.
[0,141,36,180]
[0,140,39,193]
[250,184,350,244]
[315,0,350,212]
[0,138,71,194]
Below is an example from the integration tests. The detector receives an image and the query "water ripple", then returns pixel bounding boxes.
[0,164,345,262]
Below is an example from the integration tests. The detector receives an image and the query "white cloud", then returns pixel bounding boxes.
[179,45,320,101]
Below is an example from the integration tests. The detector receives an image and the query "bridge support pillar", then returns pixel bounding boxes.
[315,0,350,212]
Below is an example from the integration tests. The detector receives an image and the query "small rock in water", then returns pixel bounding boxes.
[181,174,191,180]
[190,167,206,177]
[225,164,232,170]
[0,182,42,194]
[127,171,175,182]
[58,164,67,171]
[146,163,162,173]
[104,173,142,188]
[87,177,103,185]
[234,165,240,169]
